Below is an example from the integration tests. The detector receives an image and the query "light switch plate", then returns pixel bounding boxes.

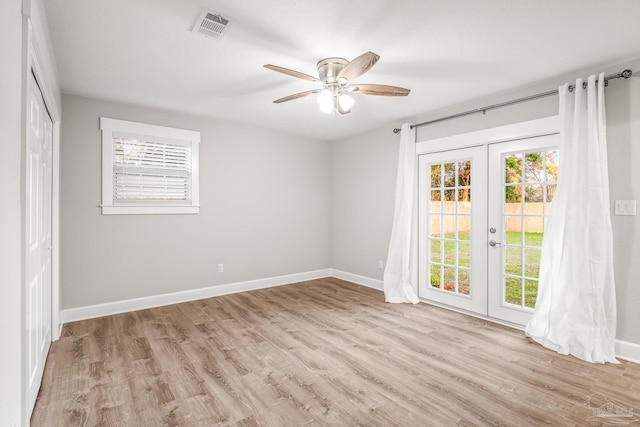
[614,200,636,216]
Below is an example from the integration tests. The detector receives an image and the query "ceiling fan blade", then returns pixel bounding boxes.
[337,51,380,81]
[273,90,321,103]
[264,64,319,83]
[350,84,410,96]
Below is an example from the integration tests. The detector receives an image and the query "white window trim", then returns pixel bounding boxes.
[100,117,200,215]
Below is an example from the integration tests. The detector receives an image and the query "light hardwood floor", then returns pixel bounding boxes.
[32,278,640,426]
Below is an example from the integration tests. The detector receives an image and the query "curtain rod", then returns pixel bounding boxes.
[392,69,633,134]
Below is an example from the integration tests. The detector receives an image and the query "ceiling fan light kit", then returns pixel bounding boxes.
[264,51,410,115]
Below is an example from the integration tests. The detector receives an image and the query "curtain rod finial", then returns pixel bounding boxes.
[393,128,401,134]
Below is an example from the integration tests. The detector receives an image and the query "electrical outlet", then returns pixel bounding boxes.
[614,200,636,216]
[217,264,224,273]
[378,260,384,270]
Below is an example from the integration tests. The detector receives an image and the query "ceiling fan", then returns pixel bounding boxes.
[264,51,410,115]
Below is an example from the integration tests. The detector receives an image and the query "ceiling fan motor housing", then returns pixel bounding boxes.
[317,57,348,84]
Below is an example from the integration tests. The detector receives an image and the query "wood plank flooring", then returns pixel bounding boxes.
[32,278,640,426]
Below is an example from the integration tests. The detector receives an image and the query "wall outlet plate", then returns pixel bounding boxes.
[614,200,636,216]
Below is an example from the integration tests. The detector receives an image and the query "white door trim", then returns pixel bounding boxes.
[414,115,561,323]
[416,116,560,155]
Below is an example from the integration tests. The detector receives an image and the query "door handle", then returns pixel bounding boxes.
[489,240,501,247]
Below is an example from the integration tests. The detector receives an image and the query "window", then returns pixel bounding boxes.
[100,117,200,214]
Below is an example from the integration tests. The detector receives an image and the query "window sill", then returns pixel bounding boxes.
[101,205,200,215]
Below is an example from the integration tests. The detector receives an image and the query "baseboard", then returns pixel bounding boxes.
[61,269,331,323]
[329,269,384,291]
[58,267,640,365]
[615,339,640,364]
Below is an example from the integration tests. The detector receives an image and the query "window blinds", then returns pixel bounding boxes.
[112,137,192,202]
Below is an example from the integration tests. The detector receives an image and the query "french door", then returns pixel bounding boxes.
[418,146,487,315]
[418,133,559,326]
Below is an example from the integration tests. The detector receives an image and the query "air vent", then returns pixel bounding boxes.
[192,9,232,39]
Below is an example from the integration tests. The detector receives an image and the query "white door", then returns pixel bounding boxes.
[418,146,487,315]
[26,71,53,413]
[487,135,559,325]
[418,134,559,326]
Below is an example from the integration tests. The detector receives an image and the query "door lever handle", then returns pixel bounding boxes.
[489,240,501,247]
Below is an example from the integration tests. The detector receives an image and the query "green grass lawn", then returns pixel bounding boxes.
[430,231,542,307]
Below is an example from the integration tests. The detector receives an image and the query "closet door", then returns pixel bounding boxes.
[26,71,53,414]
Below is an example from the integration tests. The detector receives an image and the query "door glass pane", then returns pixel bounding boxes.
[524,279,538,308]
[458,242,470,268]
[443,163,456,187]
[430,215,442,237]
[504,277,522,305]
[431,190,442,212]
[430,266,441,289]
[430,165,442,187]
[505,154,522,184]
[443,266,456,292]
[502,148,558,310]
[430,239,442,263]
[458,269,470,295]
[428,159,474,297]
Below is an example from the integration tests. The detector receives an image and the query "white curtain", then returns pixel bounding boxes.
[383,123,420,304]
[525,73,618,364]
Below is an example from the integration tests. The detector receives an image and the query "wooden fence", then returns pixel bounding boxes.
[431,202,547,235]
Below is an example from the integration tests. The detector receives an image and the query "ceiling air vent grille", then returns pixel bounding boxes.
[192,9,232,39]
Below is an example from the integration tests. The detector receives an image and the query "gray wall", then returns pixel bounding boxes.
[60,95,330,309]
[0,0,24,423]
[330,59,640,346]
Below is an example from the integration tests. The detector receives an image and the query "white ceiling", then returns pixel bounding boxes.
[43,0,640,141]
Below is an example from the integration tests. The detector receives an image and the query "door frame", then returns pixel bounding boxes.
[22,4,62,422]
[415,116,560,325]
